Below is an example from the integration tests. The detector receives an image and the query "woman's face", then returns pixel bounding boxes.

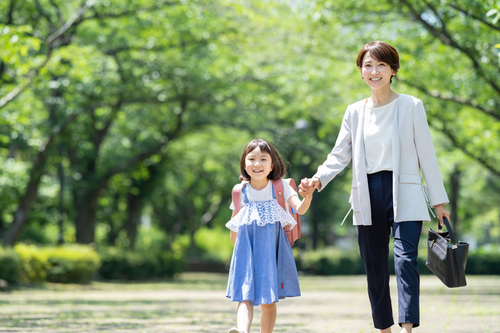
[359,52,396,90]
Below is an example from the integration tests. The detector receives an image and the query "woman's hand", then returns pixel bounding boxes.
[433,204,451,227]
[299,177,321,197]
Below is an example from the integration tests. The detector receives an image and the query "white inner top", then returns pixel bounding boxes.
[230,179,297,210]
[363,98,397,174]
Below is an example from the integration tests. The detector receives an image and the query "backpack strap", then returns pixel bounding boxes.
[230,183,245,244]
[272,179,301,246]
[231,183,245,214]
[272,179,286,211]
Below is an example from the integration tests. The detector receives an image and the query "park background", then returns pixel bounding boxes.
[1,0,500,286]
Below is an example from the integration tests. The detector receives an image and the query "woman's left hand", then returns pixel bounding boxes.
[433,204,451,227]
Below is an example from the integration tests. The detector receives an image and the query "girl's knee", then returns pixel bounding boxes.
[261,303,277,313]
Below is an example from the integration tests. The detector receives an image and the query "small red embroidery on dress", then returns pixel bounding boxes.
[281,283,283,289]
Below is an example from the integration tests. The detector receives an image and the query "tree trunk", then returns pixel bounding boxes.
[449,164,462,237]
[3,157,47,246]
[74,192,99,244]
[311,203,320,250]
[124,192,143,248]
[57,146,65,245]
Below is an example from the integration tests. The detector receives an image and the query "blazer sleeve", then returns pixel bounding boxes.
[413,100,449,206]
[313,106,353,191]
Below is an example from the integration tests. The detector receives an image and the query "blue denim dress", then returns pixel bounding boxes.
[226,184,301,306]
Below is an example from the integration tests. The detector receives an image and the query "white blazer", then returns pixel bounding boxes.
[314,94,449,226]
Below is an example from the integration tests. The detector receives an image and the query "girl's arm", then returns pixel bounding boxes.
[287,191,313,216]
[230,210,238,244]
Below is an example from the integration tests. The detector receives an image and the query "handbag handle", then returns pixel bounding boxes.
[438,217,457,245]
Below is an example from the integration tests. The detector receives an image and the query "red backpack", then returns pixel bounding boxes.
[230,179,301,246]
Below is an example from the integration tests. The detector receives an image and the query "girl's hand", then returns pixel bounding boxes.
[433,204,451,227]
[299,177,321,196]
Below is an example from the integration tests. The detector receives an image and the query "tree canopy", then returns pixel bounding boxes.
[1,0,498,252]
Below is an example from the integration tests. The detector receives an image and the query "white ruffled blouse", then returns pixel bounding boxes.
[226,180,297,232]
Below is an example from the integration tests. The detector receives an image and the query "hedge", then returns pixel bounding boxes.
[299,247,500,276]
[0,246,21,283]
[98,247,185,280]
[44,245,101,284]
[0,244,100,285]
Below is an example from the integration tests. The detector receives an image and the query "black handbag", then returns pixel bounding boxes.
[426,217,469,288]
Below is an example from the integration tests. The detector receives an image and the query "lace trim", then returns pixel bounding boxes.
[225,199,297,232]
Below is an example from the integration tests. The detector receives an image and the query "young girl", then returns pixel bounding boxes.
[226,139,313,333]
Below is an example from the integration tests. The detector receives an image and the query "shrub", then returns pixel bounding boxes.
[14,243,100,284]
[300,247,365,275]
[44,245,101,284]
[465,251,500,275]
[14,243,50,283]
[98,247,185,280]
[300,246,500,276]
[0,246,21,283]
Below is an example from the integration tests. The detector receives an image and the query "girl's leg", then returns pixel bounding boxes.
[260,303,277,333]
[401,323,413,333]
[381,328,393,333]
[237,301,253,332]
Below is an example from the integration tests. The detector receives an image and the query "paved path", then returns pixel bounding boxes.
[0,274,498,332]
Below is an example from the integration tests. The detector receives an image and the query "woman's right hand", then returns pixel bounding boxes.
[299,177,321,196]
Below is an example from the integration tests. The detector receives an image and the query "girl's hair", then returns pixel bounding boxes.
[239,139,286,181]
[356,41,400,83]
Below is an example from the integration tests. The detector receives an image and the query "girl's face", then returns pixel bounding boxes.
[359,52,396,90]
[245,147,273,181]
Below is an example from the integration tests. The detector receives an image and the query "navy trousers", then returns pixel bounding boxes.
[357,171,422,329]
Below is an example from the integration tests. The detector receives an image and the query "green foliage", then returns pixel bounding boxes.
[194,227,234,262]
[0,246,21,283]
[466,249,500,275]
[299,246,500,276]
[14,243,50,283]
[44,245,101,284]
[98,247,185,280]
[300,247,365,275]
[14,244,100,284]
[0,0,499,259]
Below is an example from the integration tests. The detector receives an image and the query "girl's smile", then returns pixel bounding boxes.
[245,147,273,187]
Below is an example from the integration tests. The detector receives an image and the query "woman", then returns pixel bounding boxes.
[300,41,450,333]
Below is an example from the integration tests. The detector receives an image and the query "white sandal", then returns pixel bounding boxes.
[227,328,244,333]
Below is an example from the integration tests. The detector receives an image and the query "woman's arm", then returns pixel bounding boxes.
[413,100,450,225]
[312,106,354,191]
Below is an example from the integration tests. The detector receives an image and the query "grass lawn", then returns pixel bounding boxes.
[0,273,498,332]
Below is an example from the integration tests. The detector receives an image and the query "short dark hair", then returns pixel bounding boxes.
[357,41,400,83]
[239,139,286,181]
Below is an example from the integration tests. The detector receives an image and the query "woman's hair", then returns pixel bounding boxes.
[356,41,400,83]
[239,139,286,181]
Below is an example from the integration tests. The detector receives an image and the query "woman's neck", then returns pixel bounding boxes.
[249,178,269,191]
[368,88,398,108]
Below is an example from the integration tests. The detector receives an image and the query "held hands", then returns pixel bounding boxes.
[299,177,321,198]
